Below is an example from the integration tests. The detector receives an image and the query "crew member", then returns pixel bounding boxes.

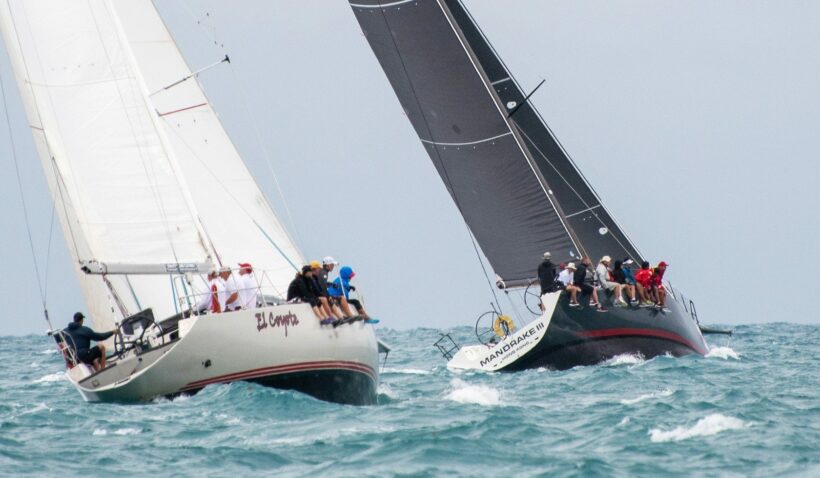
[63,312,116,372]
[220,266,240,311]
[537,252,558,295]
[237,262,257,309]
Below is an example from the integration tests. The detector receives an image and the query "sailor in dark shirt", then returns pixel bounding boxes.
[573,258,605,311]
[63,312,116,371]
[287,266,334,324]
[537,251,558,295]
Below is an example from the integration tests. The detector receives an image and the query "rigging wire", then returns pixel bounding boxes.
[458,0,644,261]
[374,0,502,311]
[0,70,50,325]
[176,0,306,256]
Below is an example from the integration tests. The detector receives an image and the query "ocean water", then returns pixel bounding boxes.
[1,323,818,477]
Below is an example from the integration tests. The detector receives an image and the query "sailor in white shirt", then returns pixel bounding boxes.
[220,266,241,311]
[196,269,227,313]
[558,264,574,286]
[237,262,258,310]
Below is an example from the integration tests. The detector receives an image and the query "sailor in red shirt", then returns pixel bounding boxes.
[651,261,669,309]
[634,261,655,307]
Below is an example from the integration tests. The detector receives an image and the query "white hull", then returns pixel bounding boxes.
[447,293,559,372]
[66,304,381,405]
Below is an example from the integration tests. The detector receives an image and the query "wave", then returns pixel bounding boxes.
[705,346,740,360]
[649,414,746,442]
[620,388,674,405]
[383,367,431,375]
[603,353,645,367]
[39,348,58,355]
[93,428,142,436]
[377,383,398,400]
[444,379,501,406]
[33,372,65,384]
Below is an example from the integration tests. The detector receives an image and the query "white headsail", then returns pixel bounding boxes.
[0,0,303,330]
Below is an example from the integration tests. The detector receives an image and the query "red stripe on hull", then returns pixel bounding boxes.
[577,328,707,355]
[181,360,377,392]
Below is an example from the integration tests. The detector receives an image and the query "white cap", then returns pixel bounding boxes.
[566,262,576,270]
[543,251,551,260]
[219,265,231,273]
[322,256,338,265]
[601,255,612,263]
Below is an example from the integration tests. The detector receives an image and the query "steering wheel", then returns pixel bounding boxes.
[474,310,501,346]
[113,321,164,358]
[523,281,543,316]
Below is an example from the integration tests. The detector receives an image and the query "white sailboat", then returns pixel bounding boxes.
[0,0,383,405]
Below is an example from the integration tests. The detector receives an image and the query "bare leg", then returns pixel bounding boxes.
[318,297,337,319]
[339,297,354,317]
[628,285,636,301]
[312,305,327,320]
[98,345,107,370]
[569,286,578,304]
[590,288,600,305]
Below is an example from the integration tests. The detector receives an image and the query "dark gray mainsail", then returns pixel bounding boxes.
[350,0,643,287]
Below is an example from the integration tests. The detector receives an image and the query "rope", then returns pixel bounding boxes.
[0,69,50,327]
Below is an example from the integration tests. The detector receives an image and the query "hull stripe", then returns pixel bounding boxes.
[577,328,707,355]
[181,360,377,391]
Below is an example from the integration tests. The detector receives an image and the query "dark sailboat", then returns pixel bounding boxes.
[348,0,708,371]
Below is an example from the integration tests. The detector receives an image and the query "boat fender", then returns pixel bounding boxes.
[492,315,516,338]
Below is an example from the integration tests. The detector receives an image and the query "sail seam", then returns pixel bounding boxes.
[420,131,510,147]
[436,0,583,259]
[564,205,602,218]
[350,0,415,8]
[371,0,502,306]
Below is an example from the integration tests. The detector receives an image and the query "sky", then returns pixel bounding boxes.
[1,0,819,336]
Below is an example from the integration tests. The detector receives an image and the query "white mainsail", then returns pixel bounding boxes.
[0,0,303,331]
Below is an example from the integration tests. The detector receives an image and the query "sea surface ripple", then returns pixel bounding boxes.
[1,323,818,477]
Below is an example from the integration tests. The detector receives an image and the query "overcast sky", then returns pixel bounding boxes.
[2,0,819,336]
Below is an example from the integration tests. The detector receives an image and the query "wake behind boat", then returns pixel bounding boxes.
[1,0,384,404]
[348,0,708,371]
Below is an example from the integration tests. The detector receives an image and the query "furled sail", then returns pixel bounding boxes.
[349,0,644,287]
[0,0,302,329]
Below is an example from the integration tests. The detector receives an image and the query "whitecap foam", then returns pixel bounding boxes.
[444,379,501,406]
[39,348,58,355]
[603,353,645,367]
[33,372,65,384]
[378,383,398,400]
[93,429,107,436]
[383,367,431,375]
[649,413,746,442]
[21,403,53,415]
[620,388,674,405]
[114,428,142,436]
[618,417,631,426]
[705,346,740,360]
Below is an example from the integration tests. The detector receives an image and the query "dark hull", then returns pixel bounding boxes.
[178,368,378,406]
[504,292,708,371]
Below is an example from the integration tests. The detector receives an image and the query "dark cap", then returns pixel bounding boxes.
[73,312,85,322]
[301,265,312,274]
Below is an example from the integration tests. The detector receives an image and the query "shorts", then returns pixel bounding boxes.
[577,283,594,295]
[77,346,102,365]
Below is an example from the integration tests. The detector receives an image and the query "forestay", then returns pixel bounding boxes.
[349,0,644,287]
[0,0,302,329]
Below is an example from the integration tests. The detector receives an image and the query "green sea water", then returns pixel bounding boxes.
[1,323,817,477]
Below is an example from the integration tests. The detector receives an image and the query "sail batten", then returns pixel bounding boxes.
[350,0,645,283]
